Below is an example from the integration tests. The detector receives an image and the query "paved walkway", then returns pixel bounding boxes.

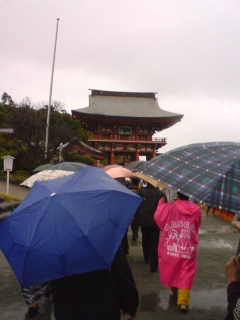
[0,181,237,319]
[0,180,29,200]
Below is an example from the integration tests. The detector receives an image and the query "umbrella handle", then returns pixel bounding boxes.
[236,238,240,256]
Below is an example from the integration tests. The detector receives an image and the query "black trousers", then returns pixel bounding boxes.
[121,229,129,255]
[131,219,139,240]
[141,226,160,272]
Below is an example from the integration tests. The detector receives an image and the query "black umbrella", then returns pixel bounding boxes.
[123,160,146,171]
[50,162,89,172]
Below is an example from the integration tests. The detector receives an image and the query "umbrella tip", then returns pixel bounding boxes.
[51,193,56,197]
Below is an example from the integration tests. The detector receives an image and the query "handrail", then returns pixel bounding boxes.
[152,137,167,142]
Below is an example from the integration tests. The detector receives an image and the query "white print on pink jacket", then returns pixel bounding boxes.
[164,221,197,258]
[154,200,202,289]
[165,228,193,258]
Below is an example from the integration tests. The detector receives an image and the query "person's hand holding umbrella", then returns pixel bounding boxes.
[122,313,137,320]
[231,213,240,232]
[225,256,240,283]
[224,256,240,320]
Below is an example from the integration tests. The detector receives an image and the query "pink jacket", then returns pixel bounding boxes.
[154,199,202,289]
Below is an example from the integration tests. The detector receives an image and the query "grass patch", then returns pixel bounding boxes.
[0,192,21,202]
[0,170,30,184]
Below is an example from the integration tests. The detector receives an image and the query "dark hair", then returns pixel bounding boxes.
[177,191,189,201]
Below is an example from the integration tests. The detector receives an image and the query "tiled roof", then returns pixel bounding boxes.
[72,89,183,119]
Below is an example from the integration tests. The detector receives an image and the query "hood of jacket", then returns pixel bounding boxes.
[174,199,199,216]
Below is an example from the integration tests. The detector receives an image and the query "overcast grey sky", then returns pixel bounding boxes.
[1,0,240,152]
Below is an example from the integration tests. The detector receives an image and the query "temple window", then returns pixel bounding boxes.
[102,134,111,139]
[139,135,149,140]
[118,126,132,135]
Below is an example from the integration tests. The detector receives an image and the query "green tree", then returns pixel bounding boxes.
[2,98,91,171]
[64,152,95,165]
[8,100,46,171]
[0,103,17,171]
[0,103,13,125]
[0,94,95,172]
[1,92,15,106]
[47,111,89,152]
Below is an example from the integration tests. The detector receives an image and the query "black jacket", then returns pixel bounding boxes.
[134,185,167,228]
[225,281,240,320]
[51,246,139,320]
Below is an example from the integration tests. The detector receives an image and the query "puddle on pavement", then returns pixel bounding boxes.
[199,239,233,249]
[140,292,159,312]
[140,288,226,312]
[199,225,233,235]
[189,288,226,309]
[1,297,53,320]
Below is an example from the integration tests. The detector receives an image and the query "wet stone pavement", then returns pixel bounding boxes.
[0,181,238,319]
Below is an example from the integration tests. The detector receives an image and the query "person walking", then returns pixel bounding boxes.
[114,177,130,255]
[231,213,240,231]
[51,246,139,320]
[154,191,202,312]
[134,182,167,272]
[206,206,216,216]
[22,282,51,318]
[224,255,240,320]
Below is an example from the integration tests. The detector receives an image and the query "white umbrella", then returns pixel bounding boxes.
[20,170,75,188]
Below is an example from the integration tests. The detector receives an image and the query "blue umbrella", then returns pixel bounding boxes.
[0,167,142,288]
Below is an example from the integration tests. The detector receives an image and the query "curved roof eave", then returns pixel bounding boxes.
[72,112,183,122]
[72,95,183,119]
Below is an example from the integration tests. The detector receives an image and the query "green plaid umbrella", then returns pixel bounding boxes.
[135,141,240,213]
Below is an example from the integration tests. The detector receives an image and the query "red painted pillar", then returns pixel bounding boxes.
[110,151,115,164]
[152,151,156,159]
[135,146,139,161]
[110,145,115,164]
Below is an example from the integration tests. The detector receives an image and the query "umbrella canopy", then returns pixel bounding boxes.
[50,162,89,172]
[135,141,240,213]
[105,166,133,178]
[102,165,122,172]
[32,164,54,172]
[20,170,75,188]
[124,160,146,171]
[0,167,142,288]
[132,172,167,188]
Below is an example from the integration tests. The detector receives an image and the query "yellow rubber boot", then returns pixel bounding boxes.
[177,288,190,312]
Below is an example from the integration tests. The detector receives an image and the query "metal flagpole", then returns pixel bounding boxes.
[45,18,60,159]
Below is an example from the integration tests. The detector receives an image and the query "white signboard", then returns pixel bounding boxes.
[139,155,146,161]
[2,155,15,171]
[2,155,15,194]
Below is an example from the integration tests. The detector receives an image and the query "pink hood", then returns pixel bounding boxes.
[174,200,199,215]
